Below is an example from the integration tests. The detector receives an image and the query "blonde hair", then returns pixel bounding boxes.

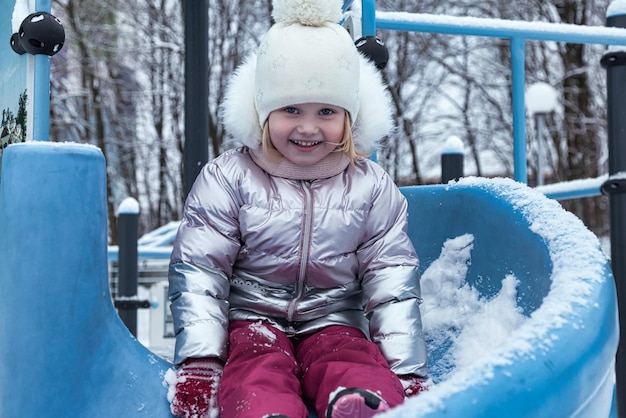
[261,111,369,166]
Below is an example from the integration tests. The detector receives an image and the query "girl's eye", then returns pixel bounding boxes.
[283,107,298,114]
[320,108,334,116]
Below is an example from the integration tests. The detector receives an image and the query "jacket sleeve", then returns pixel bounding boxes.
[358,170,428,377]
[168,162,241,365]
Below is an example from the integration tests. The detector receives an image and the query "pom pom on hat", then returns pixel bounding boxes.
[272,0,343,26]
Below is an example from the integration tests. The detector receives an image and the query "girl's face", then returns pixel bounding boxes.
[267,103,345,166]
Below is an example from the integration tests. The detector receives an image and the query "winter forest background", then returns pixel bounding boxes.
[48,0,611,244]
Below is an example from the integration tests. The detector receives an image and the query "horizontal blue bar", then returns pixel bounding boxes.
[535,176,606,201]
[108,246,172,262]
[541,187,602,201]
[376,12,626,45]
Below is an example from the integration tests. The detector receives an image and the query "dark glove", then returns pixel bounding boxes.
[170,357,224,418]
[398,374,428,398]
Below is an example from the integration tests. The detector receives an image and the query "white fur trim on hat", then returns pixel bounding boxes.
[220,55,260,146]
[352,54,395,152]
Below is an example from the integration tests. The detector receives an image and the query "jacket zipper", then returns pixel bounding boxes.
[286,180,314,329]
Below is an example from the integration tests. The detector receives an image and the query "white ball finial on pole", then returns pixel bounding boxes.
[526,82,558,186]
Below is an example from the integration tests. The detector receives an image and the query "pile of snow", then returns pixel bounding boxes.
[420,233,526,383]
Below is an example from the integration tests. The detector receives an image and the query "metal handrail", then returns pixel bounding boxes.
[361,1,626,189]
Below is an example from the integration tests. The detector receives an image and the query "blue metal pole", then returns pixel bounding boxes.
[375,12,626,46]
[511,36,527,183]
[361,0,376,37]
[32,56,50,141]
[601,4,626,417]
[359,0,378,162]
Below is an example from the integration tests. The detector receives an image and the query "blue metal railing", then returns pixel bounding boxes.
[359,9,626,416]
[535,175,608,200]
[361,0,626,187]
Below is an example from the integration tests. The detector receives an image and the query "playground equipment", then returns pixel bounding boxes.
[0,144,172,416]
[0,1,625,417]
[398,180,618,417]
[0,142,617,417]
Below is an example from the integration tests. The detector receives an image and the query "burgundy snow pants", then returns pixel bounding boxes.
[218,320,405,418]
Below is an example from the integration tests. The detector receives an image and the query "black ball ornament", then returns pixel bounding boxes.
[355,36,389,70]
[10,12,65,56]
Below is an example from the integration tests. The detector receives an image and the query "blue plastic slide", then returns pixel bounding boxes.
[395,181,618,418]
[0,143,618,417]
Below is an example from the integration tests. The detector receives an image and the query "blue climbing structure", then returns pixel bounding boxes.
[0,144,172,416]
[0,1,624,417]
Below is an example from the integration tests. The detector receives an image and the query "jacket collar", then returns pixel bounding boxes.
[249,147,350,180]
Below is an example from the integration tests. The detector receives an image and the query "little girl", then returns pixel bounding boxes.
[167,0,428,417]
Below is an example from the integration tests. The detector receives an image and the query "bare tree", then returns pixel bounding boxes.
[115,0,186,235]
[551,0,609,235]
[49,0,612,239]
[51,0,138,242]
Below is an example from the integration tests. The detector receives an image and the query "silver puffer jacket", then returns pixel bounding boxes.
[168,147,428,376]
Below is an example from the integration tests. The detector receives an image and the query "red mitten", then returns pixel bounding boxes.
[169,358,224,418]
[398,374,428,398]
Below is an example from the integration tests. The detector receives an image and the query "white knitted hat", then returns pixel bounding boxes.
[221,0,394,153]
[255,0,359,126]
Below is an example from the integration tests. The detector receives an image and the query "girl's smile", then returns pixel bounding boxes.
[291,139,323,147]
